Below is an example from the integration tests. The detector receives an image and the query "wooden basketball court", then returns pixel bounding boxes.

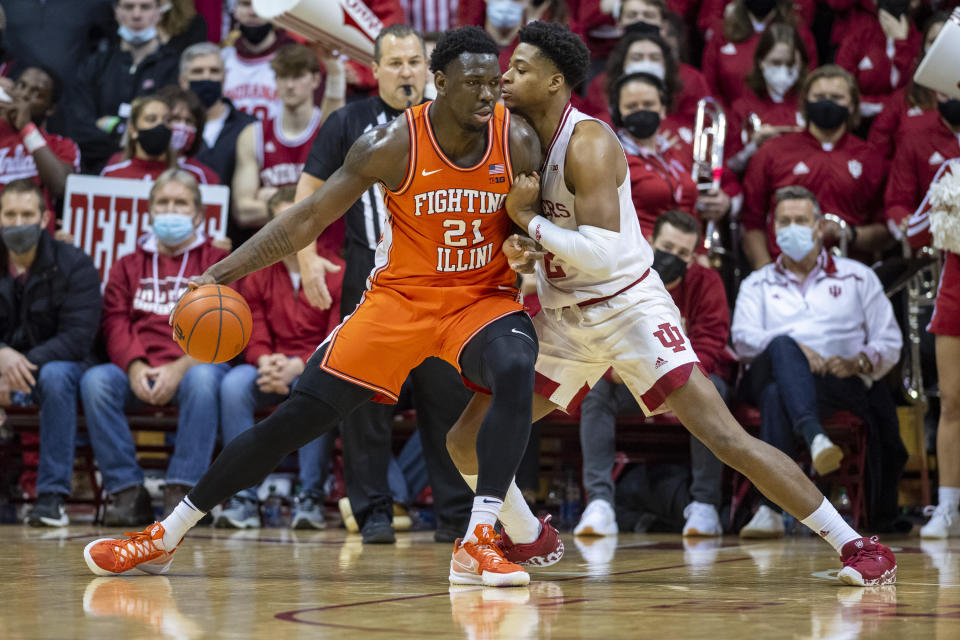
[2,526,957,639]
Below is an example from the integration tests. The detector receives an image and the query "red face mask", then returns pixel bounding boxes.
[170,123,197,153]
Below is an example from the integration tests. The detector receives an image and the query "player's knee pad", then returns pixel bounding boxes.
[460,312,538,392]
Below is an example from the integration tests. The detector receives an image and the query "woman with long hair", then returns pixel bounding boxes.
[702,0,817,107]
[727,23,809,173]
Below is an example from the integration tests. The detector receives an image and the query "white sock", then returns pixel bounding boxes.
[939,486,960,512]
[160,496,205,549]
[800,497,860,554]
[460,473,541,544]
[464,495,502,543]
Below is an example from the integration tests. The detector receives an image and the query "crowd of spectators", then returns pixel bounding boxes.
[1,0,958,541]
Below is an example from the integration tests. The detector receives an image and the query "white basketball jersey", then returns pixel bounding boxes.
[221,46,279,121]
[535,104,653,308]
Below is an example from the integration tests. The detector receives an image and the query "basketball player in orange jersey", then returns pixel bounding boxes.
[82,27,550,588]
[444,22,898,587]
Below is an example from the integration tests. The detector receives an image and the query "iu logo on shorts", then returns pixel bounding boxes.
[653,323,686,353]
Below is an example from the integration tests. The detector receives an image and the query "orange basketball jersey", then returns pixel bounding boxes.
[371,101,518,292]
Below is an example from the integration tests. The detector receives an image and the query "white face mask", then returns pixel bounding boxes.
[762,64,800,100]
[624,59,666,81]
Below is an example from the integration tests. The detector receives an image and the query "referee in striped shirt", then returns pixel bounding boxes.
[294,24,474,543]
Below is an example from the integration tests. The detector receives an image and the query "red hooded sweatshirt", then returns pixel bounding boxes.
[103,233,229,369]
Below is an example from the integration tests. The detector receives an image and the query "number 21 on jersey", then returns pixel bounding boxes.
[436,218,494,273]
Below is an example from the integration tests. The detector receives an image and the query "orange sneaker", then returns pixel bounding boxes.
[83,522,180,576]
[449,524,530,587]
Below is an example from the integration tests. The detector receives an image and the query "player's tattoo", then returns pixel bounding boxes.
[207,215,300,284]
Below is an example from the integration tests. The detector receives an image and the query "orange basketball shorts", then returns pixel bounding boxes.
[319,284,522,403]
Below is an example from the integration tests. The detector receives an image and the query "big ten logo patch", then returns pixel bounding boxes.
[542,199,571,219]
[653,322,686,353]
[62,175,229,288]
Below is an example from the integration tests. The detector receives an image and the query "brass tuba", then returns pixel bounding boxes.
[693,97,731,268]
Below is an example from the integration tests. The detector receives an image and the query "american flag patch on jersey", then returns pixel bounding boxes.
[489,164,505,175]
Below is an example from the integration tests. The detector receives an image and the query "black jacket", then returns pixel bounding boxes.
[0,231,102,366]
[66,39,181,173]
[194,98,257,188]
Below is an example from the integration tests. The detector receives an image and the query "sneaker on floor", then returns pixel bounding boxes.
[361,508,395,544]
[83,522,180,576]
[920,503,960,539]
[449,523,530,587]
[838,536,897,586]
[739,505,785,538]
[214,496,260,529]
[27,493,69,527]
[682,501,722,537]
[102,485,154,528]
[498,514,564,567]
[573,499,617,537]
[291,493,326,530]
[810,433,843,476]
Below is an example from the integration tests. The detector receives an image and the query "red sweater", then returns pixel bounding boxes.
[101,155,220,185]
[835,13,921,113]
[727,90,803,159]
[242,245,345,365]
[626,145,699,237]
[743,130,888,257]
[698,0,816,38]
[885,114,960,228]
[668,262,734,377]
[104,236,229,369]
[868,86,937,160]
[702,27,817,109]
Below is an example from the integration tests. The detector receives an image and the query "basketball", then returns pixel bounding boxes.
[171,284,253,364]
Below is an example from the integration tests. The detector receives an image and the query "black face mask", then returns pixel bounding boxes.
[877,0,910,18]
[189,79,222,109]
[623,109,661,139]
[652,249,688,284]
[805,99,849,131]
[938,99,960,126]
[137,124,172,156]
[623,21,660,36]
[745,0,778,19]
[240,23,273,45]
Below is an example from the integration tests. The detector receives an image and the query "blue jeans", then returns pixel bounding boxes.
[80,362,227,494]
[27,361,87,496]
[220,364,332,500]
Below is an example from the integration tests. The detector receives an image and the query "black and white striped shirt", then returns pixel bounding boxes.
[303,96,405,251]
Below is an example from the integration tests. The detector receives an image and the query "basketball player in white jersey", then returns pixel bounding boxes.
[445,21,898,587]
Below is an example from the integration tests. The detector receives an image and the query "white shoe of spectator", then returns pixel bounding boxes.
[920,503,960,539]
[739,505,785,538]
[810,433,843,476]
[682,501,722,537]
[573,499,618,536]
[214,497,260,529]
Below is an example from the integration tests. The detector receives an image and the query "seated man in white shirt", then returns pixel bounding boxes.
[732,185,906,537]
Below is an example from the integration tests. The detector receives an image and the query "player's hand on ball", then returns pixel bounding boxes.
[503,234,543,274]
[169,274,217,326]
[505,172,541,228]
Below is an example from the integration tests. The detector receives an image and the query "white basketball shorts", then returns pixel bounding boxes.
[531,270,704,415]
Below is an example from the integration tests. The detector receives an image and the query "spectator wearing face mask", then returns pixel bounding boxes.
[0,67,79,221]
[67,0,181,174]
[835,0,921,120]
[178,43,257,189]
[884,92,960,237]
[0,179,101,528]
[100,95,215,184]
[701,0,817,109]
[732,186,905,537]
[80,169,229,526]
[611,72,732,237]
[868,12,948,160]
[577,19,711,124]
[697,0,815,41]
[460,0,570,71]
[742,65,889,269]
[726,23,807,174]
[220,0,296,121]
[573,210,733,539]
[153,85,219,185]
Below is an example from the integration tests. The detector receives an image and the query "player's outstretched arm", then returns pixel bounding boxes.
[507,121,625,278]
[198,119,411,286]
